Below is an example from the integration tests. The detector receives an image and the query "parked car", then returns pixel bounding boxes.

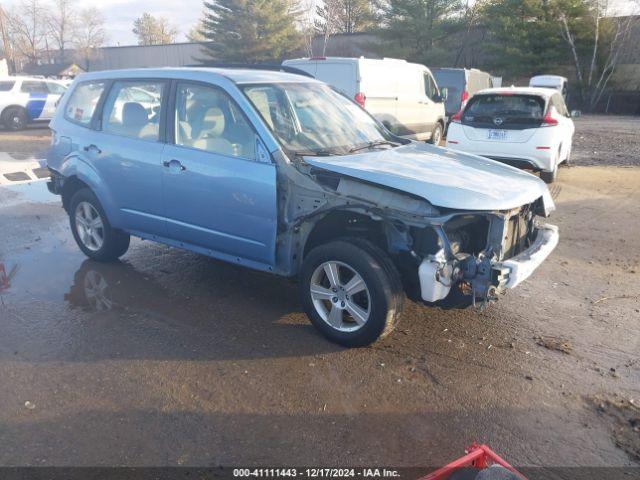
[0,76,68,130]
[529,75,568,100]
[432,67,493,125]
[445,87,575,183]
[47,68,558,347]
[282,57,447,145]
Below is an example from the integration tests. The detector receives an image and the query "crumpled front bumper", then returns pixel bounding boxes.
[497,223,559,289]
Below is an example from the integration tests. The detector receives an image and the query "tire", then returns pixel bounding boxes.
[540,147,560,184]
[428,122,443,145]
[2,107,28,131]
[300,239,404,347]
[69,188,130,262]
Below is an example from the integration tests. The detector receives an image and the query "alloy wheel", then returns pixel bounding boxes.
[309,261,371,332]
[75,201,105,252]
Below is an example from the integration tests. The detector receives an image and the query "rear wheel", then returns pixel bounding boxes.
[300,239,404,347]
[429,122,443,145]
[69,188,130,262]
[540,147,560,184]
[2,107,28,131]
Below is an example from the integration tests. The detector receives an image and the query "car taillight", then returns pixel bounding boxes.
[461,90,469,103]
[541,108,559,127]
[354,92,366,108]
[451,110,462,123]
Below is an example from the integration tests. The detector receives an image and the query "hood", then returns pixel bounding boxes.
[304,142,552,212]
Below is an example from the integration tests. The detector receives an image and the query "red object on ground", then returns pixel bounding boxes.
[421,444,528,480]
[0,263,9,292]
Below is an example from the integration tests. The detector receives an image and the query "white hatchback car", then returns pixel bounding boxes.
[445,87,574,183]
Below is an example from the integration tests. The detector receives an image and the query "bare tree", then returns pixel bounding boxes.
[454,0,485,67]
[132,12,178,45]
[6,0,50,65]
[48,0,77,64]
[0,5,15,72]
[315,0,342,55]
[298,0,317,56]
[558,0,639,110]
[74,7,106,70]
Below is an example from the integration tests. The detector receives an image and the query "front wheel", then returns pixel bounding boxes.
[428,123,443,145]
[69,188,130,262]
[300,240,404,347]
[2,107,28,131]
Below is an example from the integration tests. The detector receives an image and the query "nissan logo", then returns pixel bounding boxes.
[493,117,504,126]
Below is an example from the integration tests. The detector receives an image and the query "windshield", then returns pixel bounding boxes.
[433,70,464,115]
[241,82,397,156]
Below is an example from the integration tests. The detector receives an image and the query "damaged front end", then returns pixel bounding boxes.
[413,200,559,308]
[274,147,559,309]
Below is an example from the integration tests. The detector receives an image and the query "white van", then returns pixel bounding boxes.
[529,75,568,100]
[283,57,447,144]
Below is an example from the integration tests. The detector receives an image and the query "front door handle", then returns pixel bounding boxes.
[83,144,101,154]
[162,159,186,171]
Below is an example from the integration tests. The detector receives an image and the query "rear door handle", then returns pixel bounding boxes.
[83,144,101,154]
[162,159,186,171]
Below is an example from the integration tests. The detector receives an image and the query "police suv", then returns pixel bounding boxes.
[0,76,67,130]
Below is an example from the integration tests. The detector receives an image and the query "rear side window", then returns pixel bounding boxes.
[0,81,15,91]
[64,81,106,126]
[21,81,49,94]
[47,82,67,95]
[463,94,545,129]
[551,93,569,117]
[101,80,164,141]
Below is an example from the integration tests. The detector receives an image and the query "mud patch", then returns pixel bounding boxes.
[589,395,640,462]
[534,336,572,355]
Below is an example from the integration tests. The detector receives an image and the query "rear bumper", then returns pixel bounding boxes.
[497,223,559,289]
[445,126,555,172]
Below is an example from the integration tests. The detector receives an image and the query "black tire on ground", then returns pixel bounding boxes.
[540,147,561,184]
[69,188,130,262]
[1,106,28,131]
[428,122,443,145]
[299,239,404,347]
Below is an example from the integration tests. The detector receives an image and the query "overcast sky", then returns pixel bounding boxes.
[4,0,205,46]
[3,0,638,47]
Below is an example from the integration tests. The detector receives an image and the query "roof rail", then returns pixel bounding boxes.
[187,62,315,79]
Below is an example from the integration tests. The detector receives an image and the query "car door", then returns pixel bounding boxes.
[421,72,442,136]
[161,81,277,268]
[44,81,66,119]
[90,79,168,237]
[20,80,51,121]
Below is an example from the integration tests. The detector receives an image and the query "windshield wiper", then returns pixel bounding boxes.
[291,149,337,159]
[348,140,398,153]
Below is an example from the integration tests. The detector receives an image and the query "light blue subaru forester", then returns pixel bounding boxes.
[47,68,559,346]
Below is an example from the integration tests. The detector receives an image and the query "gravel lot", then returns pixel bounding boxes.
[0,115,639,475]
[570,115,640,167]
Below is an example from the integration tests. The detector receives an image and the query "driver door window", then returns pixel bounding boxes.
[175,83,256,160]
[424,74,438,101]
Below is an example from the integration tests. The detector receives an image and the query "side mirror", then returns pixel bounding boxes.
[440,87,448,101]
[570,110,581,118]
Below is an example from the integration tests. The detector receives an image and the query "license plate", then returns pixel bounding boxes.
[487,129,507,140]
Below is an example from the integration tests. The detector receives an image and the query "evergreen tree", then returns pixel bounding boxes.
[316,0,378,35]
[377,0,462,65]
[479,0,568,78]
[201,0,302,63]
